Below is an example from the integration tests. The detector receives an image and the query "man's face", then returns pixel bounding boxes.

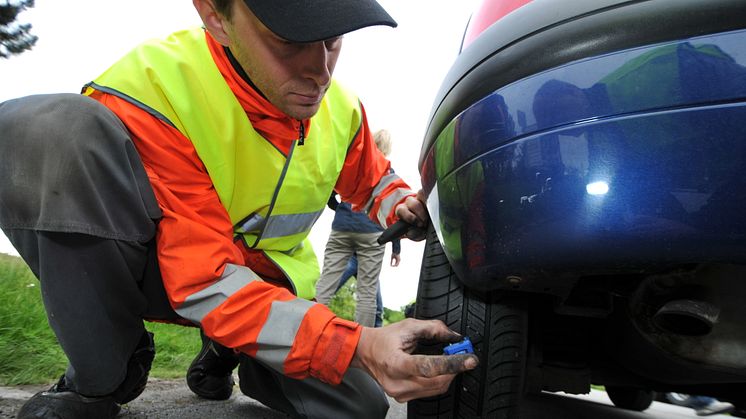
[220,1,343,120]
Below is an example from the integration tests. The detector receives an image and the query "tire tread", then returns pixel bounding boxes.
[408,227,528,419]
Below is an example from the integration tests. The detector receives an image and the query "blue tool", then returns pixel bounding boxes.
[443,337,474,355]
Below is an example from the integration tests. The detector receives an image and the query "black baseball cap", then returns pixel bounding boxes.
[242,0,398,43]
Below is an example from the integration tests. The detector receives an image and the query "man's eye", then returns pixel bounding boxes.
[275,38,304,53]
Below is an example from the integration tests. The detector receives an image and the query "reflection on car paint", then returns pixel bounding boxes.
[425,30,746,288]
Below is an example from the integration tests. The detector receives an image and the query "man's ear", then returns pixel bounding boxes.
[192,0,231,46]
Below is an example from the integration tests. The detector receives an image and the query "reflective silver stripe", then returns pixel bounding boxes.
[261,210,323,239]
[362,173,400,212]
[255,298,315,372]
[377,187,414,227]
[237,213,266,234]
[86,82,176,129]
[175,263,263,324]
[362,173,400,214]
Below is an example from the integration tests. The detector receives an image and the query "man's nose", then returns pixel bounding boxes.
[302,41,332,86]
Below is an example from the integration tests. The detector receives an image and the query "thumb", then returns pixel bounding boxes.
[411,354,479,378]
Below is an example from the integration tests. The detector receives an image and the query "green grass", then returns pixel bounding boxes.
[0,254,201,385]
[328,277,357,321]
[328,277,406,325]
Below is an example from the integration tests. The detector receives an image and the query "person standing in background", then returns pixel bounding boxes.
[316,129,401,327]
[665,393,734,416]
[333,240,400,327]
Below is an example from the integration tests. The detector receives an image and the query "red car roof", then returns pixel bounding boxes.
[463,0,533,49]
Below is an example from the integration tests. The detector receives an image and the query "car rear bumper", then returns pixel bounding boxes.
[424,28,746,290]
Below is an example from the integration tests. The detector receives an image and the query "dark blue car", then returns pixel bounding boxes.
[409,0,746,417]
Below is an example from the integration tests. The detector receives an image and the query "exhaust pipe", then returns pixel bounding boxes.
[653,299,720,336]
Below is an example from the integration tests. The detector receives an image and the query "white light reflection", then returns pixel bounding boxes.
[586,181,609,196]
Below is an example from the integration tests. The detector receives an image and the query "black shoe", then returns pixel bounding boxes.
[186,330,240,400]
[16,375,120,419]
[112,331,155,404]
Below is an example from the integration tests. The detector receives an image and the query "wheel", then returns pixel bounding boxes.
[408,225,530,418]
[605,386,654,411]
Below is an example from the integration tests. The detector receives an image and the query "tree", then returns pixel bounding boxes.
[1,0,37,58]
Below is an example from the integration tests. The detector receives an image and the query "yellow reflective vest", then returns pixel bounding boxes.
[84,28,361,299]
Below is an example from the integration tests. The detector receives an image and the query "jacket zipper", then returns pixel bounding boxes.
[297,121,305,146]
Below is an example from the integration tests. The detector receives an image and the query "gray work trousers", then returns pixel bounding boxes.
[315,230,386,327]
[0,94,388,418]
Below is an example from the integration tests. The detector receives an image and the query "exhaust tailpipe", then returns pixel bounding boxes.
[653,299,720,336]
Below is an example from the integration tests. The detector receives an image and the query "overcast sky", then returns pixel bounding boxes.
[0,0,479,309]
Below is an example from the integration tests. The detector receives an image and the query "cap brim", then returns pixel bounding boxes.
[243,0,398,43]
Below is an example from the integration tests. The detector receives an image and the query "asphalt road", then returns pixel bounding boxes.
[0,379,732,419]
[523,391,732,419]
[0,378,406,419]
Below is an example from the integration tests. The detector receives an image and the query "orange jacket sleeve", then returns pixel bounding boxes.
[335,103,416,227]
[88,91,361,385]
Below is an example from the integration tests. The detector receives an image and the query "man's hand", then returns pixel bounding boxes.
[394,189,429,241]
[350,318,479,402]
[390,253,401,267]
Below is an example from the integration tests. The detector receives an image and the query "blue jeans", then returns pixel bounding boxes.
[335,255,383,327]
[684,395,716,408]
[666,393,716,408]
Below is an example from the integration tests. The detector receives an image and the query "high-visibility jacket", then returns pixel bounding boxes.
[84,28,414,384]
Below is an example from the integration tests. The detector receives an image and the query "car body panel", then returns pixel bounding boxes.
[420,0,746,174]
[415,0,746,394]
[424,29,746,291]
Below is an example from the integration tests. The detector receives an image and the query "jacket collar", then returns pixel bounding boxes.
[206,30,309,147]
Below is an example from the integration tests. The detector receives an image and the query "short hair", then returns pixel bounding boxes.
[213,0,233,18]
[373,129,392,156]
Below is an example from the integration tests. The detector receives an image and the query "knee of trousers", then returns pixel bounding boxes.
[0,94,146,181]
[0,93,129,153]
[238,357,390,419]
[342,368,390,418]
[0,93,161,241]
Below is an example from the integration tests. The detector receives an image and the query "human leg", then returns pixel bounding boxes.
[238,355,389,419]
[315,230,355,305]
[694,400,735,416]
[687,396,717,408]
[666,392,694,406]
[665,393,734,416]
[375,284,384,327]
[351,233,386,327]
[0,94,164,417]
[6,231,158,397]
[335,253,359,291]
[0,94,161,243]
[688,396,734,416]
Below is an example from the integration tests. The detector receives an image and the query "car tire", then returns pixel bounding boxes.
[605,386,654,411]
[408,225,529,418]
